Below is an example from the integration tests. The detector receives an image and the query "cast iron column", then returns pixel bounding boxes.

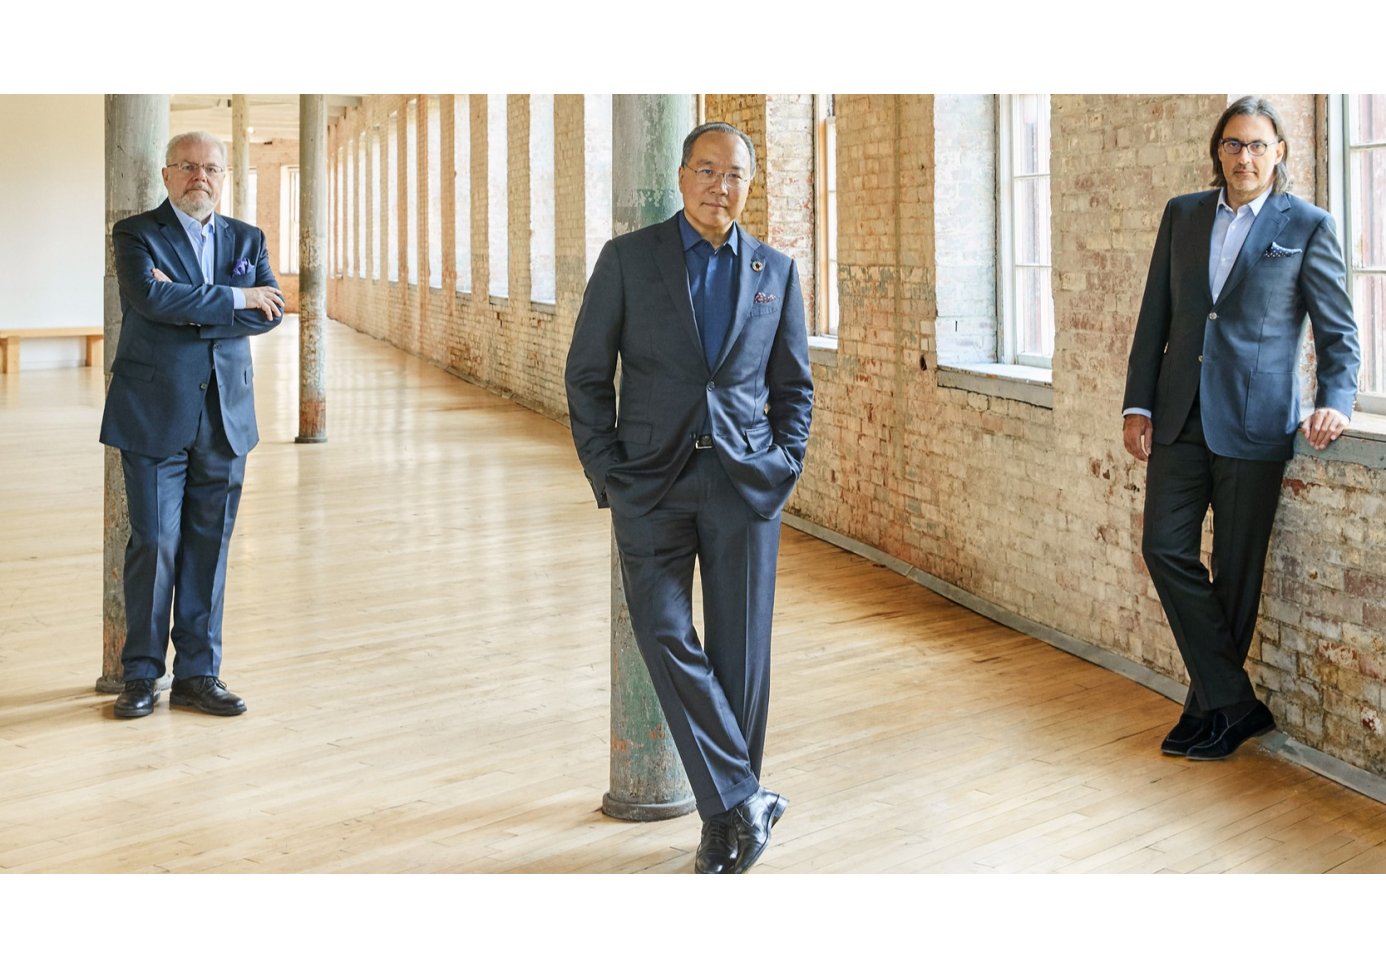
[297,94,327,444]
[602,94,697,821]
[99,95,168,691]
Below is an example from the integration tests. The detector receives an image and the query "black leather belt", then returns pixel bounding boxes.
[693,434,714,450]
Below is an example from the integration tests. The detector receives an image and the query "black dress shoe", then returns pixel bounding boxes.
[170,676,247,716]
[694,814,739,874]
[1160,713,1215,756]
[1185,701,1275,761]
[114,679,159,719]
[729,786,788,874]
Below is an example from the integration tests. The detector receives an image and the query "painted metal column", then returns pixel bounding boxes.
[603,94,698,821]
[231,95,250,222]
[297,94,327,444]
[99,95,169,692]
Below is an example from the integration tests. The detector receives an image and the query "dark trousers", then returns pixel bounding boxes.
[611,449,780,820]
[1141,404,1286,714]
[120,375,246,682]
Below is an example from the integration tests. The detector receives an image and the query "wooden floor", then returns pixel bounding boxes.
[3,320,1385,875]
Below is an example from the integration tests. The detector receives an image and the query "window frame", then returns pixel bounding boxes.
[997,93,1055,370]
[813,94,839,340]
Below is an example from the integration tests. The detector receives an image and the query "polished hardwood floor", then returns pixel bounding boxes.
[2,320,1385,875]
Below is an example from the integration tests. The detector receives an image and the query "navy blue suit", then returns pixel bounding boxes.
[1124,190,1359,713]
[565,214,813,818]
[100,199,282,681]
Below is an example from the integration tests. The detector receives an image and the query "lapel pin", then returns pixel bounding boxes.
[751,259,764,272]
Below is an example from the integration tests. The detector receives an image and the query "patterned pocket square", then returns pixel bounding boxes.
[232,258,253,277]
[753,292,777,304]
[1264,242,1302,259]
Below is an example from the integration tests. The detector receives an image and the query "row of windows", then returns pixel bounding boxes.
[304,94,1385,413]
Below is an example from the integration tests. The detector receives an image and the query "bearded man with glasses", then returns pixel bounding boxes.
[566,122,813,872]
[101,131,284,720]
[1122,97,1360,761]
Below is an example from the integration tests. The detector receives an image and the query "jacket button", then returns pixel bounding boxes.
[199,383,208,390]
[707,381,715,390]
[1197,355,1203,363]
[1208,312,1218,320]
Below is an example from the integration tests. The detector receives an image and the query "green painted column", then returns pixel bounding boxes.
[99,95,169,692]
[602,94,698,821]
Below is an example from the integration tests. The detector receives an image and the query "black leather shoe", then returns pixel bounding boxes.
[1160,713,1215,756]
[1185,702,1275,761]
[694,814,739,874]
[170,676,247,716]
[114,679,159,719]
[730,787,788,874]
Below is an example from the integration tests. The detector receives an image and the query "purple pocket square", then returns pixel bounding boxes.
[753,292,778,304]
[232,258,253,277]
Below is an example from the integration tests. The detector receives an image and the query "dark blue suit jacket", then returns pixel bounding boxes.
[100,199,282,459]
[1124,190,1359,461]
[565,214,813,519]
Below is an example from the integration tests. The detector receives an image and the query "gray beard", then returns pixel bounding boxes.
[173,193,215,221]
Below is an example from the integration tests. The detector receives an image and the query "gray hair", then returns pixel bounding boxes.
[681,122,756,178]
[166,131,228,166]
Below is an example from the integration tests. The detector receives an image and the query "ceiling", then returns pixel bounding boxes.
[169,95,361,144]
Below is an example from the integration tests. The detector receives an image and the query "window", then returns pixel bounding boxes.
[279,165,300,275]
[406,99,419,286]
[999,93,1054,368]
[371,128,381,280]
[334,146,344,277]
[387,114,399,283]
[345,140,355,278]
[814,94,839,338]
[427,96,442,289]
[455,95,472,293]
[358,138,367,278]
[584,94,612,279]
[1334,93,1386,414]
[529,93,556,304]
[488,94,508,297]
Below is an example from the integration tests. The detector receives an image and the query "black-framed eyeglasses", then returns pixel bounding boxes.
[1219,139,1278,157]
[168,161,227,177]
[683,165,749,189]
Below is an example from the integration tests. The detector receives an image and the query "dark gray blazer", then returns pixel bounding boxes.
[1124,190,1359,461]
[100,199,282,459]
[565,214,813,519]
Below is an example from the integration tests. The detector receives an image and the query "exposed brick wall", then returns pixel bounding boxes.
[321,92,1386,779]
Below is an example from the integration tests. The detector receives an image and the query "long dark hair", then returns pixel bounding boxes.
[1209,96,1290,194]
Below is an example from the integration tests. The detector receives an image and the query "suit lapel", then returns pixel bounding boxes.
[214,215,235,284]
[156,200,207,285]
[1215,192,1290,306]
[654,215,706,366]
[712,226,762,374]
[1188,191,1218,303]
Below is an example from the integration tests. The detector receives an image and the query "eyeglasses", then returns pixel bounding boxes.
[684,166,750,189]
[168,161,227,177]
[1219,139,1278,157]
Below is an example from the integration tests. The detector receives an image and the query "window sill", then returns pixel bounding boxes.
[1297,410,1386,469]
[807,334,838,367]
[533,301,557,316]
[936,362,1054,409]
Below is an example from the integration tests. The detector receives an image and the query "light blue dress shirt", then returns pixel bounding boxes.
[169,202,247,310]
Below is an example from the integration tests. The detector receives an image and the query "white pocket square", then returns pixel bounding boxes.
[1264,242,1302,258]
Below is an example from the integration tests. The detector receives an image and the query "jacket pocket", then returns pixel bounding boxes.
[1244,370,1296,443]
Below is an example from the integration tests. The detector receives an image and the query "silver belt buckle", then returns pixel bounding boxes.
[693,434,713,450]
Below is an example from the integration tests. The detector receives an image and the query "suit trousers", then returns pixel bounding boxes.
[1142,404,1286,714]
[611,448,780,820]
[120,373,246,682]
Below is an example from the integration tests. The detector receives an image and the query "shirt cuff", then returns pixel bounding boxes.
[231,287,246,311]
[1123,407,1152,419]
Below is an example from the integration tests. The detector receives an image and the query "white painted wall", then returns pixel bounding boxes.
[0,95,104,369]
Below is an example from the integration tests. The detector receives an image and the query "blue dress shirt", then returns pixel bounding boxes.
[170,202,247,310]
[677,210,739,370]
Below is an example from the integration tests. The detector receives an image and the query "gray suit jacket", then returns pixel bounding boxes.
[1123,190,1359,461]
[100,199,282,459]
[565,214,813,519]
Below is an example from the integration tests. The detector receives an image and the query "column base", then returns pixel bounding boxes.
[94,672,173,694]
[294,435,328,444]
[602,791,697,822]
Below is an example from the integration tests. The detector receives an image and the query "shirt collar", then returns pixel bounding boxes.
[677,209,739,255]
[169,198,215,236]
[1216,185,1273,217]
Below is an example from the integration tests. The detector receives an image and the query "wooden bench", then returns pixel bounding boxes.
[0,327,104,373]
